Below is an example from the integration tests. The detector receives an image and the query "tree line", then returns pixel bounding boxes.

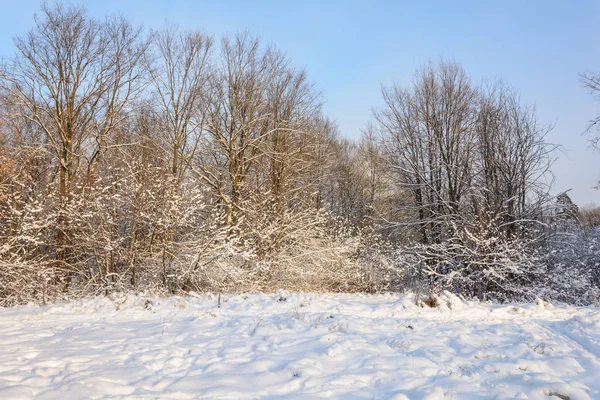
[1,3,599,305]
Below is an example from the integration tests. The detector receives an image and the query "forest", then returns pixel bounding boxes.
[1,3,600,306]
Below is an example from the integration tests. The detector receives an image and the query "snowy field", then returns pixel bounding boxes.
[0,292,599,399]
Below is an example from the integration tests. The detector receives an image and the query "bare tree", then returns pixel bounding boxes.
[374,60,478,244]
[147,24,213,182]
[581,70,600,145]
[474,81,556,238]
[192,33,320,228]
[0,3,148,275]
[374,61,558,299]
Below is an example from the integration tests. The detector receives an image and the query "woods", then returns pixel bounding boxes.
[1,4,599,306]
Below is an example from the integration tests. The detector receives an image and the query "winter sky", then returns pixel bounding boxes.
[1,0,600,205]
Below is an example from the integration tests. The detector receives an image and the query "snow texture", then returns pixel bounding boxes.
[1,292,599,399]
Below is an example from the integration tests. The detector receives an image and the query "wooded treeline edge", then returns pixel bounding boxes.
[1,4,599,306]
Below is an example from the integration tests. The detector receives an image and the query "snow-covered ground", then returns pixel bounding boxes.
[0,292,599,400]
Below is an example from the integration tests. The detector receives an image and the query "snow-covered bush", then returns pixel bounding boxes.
[171,209,395,294]
[534,228,600,305]
[405,231,541,302]
[397,219,600,305]
[0,190,61,306]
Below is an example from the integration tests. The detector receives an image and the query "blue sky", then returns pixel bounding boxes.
[1,0,600,205]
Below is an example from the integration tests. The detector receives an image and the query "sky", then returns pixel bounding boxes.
[1,0,600,206]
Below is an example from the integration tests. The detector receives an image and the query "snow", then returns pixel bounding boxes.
[0,292,599,399]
